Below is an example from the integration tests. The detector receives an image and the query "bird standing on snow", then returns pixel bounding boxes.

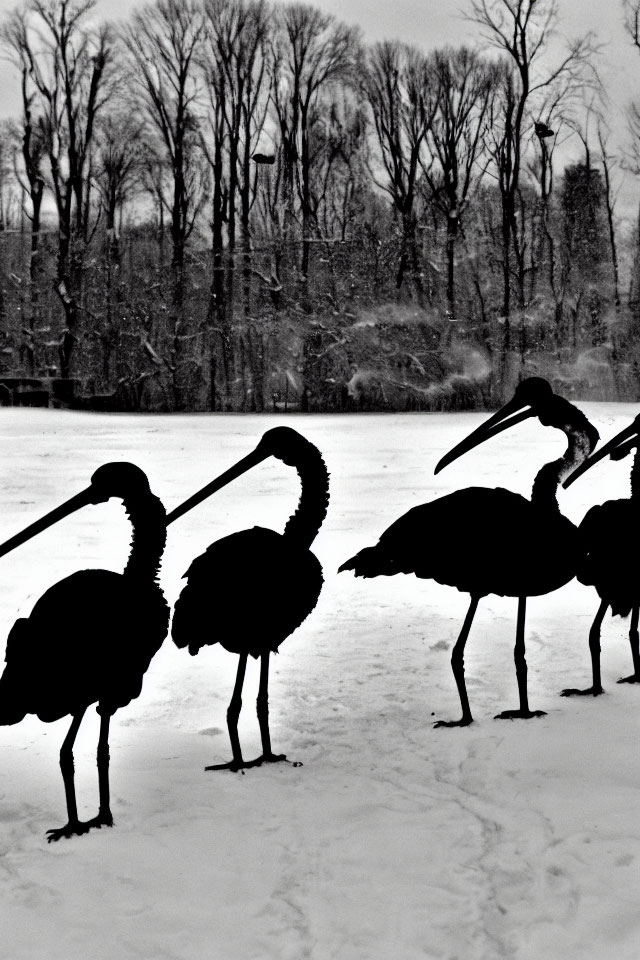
[167,427,329,772]
[340,378,598,727]
[0,463,169,841]
[561,414,640,695]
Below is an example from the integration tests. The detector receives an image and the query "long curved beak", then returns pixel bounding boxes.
[166,447,269,525]
[435,398,535,474]
[563,420,639,488]
[0,487,95,561]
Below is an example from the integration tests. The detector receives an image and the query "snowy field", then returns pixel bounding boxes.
[0,405,639,960]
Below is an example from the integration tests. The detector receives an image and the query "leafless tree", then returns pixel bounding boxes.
[0,122,20,231]
[2,9,48,375]
[89,111,145,386]
[202,0,271,258]
[198,42,228,377]
[93,112,144,263]
[309,93,368,242]
[199,0,273,408]
[138,151,171,265]
[363,40,436,294]
[621,2,640,182]
[0,120,20,349]
[596,124,621,313]
[123,0,207,407]
[423,46,498,318]
[468,0,597,368]
[563,97,620,310]
[302,92,368,307]
[624,0,640,49]
[271,3,360,283]
[1,0,114,378]
[124,0,206,277]
[2,16,50,374]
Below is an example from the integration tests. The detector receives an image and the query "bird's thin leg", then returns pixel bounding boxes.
[252,651,299,767]
[97,711,113,823]
[256,652,281,760]
[495,596,546,720]
[618,604,640,684]
[562,599,608,697]
[434,594,479,728]
[206,652,250,772]
[80,709,115,831]
[47,708,88,842]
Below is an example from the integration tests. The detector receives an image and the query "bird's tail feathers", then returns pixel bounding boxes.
[171,591,206,656]
[0,619,30,725]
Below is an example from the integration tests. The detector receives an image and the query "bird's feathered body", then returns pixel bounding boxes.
[0,484,169,727]
[340,378,599,726]
[576,499,640,618]
[0,571,169,725]
[574,442,640,618]
[341,486,580,599]
[168,427,329,770]
[0,464,170,839]
[560,420,640,696]
[172,525,323,659]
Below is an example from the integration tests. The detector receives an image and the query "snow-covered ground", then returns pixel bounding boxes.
[1,405,639,960]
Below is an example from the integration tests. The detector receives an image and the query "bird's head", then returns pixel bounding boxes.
[89,462,152,503]
[435,377,597,473]
[563,414,640,488]
[0,461,153,560]
[512,376,553,410]
[254,426,313,467]
[166,426,314,525]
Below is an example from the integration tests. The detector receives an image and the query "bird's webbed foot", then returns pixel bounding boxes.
[83,810,114,830]
[47,817,102,843]
[560,685,604,697]
[46,821,90,842]
[434,717,473,729]
[204,758,254,773]
[253,752,302,767]
[204,754,271,773]
[46,813,112,843]
[205,753,302,773]
[494,709,547,720]
[617,673,640,685]
[46,811,113,842]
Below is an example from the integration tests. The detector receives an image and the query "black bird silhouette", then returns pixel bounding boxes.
[0,463,169,841]
[339,378,598,726]
[167,427,329,771]
[535,121,554,139]
[561,414,640,695]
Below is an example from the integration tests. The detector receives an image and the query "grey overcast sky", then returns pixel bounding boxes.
[0,0,638,185]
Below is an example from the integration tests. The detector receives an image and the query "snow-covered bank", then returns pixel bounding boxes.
[0,406,639,960]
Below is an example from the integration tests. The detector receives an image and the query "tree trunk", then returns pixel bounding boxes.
[445,211,458,319]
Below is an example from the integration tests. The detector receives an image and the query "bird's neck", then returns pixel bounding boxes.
[631,448,640,500]
[283,444,330,549]
[531,423,593,511]
[122,494,167,582]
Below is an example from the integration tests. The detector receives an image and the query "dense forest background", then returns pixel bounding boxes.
[1,0,640,411]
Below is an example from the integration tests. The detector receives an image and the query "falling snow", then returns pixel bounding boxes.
[0,406,639,960]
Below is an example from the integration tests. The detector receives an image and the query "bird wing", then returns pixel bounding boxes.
[577,499,639,615]
[173,526,323,657]
[348,487,578,597]
[0,569,169,724]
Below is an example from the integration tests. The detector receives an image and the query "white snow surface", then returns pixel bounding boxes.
[0,405,639,960]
